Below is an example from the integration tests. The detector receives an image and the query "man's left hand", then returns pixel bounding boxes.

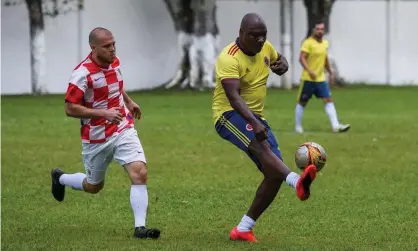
[270,59,289,76]
[127,101,141,120]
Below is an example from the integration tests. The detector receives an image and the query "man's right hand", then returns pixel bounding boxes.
[252,120,268,142]
[104,107,123,124]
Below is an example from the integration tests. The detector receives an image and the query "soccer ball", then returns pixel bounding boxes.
[294,142,327,172]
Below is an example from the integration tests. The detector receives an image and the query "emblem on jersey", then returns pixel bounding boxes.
[246,124,253,131]
[264,56,269,66]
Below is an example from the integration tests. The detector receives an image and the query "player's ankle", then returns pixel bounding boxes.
[237,215,255,232]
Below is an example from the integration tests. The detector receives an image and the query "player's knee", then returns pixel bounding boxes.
[126,161,147,185]
[249,140,272,161]
[248,140,264,157]
[323,97,333,103]
[83,181,104,194]
[299,101,308,107]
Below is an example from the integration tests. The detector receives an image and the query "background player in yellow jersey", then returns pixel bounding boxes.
[295,20,350,133]
[212,13,318,242]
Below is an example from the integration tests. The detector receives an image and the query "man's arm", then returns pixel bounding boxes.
[325,56,333,74]
[64,102,106,119]
[122,90,134,106]
[325,55,334,86]
[299,51,312,72]
[222,79,260,127]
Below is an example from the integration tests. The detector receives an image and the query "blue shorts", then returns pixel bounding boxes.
[215,110,283,171]
[297,80,331,102]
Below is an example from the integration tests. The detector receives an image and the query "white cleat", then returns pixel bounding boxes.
[295,126,304,134]
[333,124,351,133]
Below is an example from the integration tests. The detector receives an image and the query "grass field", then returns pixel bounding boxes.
[2,86,418,251]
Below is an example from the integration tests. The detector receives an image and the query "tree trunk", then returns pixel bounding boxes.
[26,0,47,94]
[164,0,219,90]
[303,0,344,86]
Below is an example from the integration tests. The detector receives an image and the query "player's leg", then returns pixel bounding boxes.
[113,127,160,239]
[51,142,114,201]
[315,82,351,133]
[215,112,316,242]
[295,80,314,133]
[244,120,316,218]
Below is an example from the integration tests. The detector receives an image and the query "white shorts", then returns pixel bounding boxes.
[82,127,146,185]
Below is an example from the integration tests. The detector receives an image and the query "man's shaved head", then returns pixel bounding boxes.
[240,13,266,31]
[238,13,267,55]
[89,27,112,45]
[88,27,116,67]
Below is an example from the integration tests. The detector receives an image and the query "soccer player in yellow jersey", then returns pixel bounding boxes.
[212,13,318,242]
[295,20,350,133]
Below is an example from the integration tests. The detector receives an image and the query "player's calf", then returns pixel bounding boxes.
[51,168,88,201]
[124,161,161,239]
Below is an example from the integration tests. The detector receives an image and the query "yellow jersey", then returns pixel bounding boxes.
[300,36,329,82]
[212,39,279,124]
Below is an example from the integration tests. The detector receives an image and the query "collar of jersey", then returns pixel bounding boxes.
[235,38,256,57]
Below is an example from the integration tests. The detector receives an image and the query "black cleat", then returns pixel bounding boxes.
[51,168,65,202]
[134,226,161,239]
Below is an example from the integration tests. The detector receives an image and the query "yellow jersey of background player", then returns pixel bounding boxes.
[211,13,318,243]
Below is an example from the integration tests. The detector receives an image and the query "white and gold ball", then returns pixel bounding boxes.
[294,142,327,171]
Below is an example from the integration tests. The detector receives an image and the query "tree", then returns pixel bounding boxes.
[163,0,219,90]
[303,0,344,86]
[3,0,84,95]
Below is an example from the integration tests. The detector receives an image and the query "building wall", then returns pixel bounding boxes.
[2,0,417,94]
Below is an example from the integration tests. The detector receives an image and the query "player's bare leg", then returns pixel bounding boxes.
[322,98,350,133]
[51,168,105,202]
[295,101,307,133]
[229,140,317,242]
[124,161,160,239]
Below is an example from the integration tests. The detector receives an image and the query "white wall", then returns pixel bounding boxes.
[1,0,418,95]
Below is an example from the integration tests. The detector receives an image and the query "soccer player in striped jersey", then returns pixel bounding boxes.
[50,27,160,239]
[212,13,318,242]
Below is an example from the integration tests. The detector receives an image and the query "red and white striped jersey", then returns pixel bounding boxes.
[65,53,134,144]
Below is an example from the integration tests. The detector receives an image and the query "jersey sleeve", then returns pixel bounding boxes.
[65,69,87,104]
[265,40,279,63]
[216,53,240,81]
[300,39,311,54]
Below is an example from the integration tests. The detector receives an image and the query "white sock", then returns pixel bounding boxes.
[59,173,85,190]
[130,185,148,228]
[325,102,340,129]
[237,215,255,232]
[295,104,304,128]
[285,172,300,190]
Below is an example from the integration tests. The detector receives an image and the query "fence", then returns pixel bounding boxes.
[1,0,417,95]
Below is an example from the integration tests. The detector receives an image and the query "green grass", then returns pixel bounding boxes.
[2,86,418,251]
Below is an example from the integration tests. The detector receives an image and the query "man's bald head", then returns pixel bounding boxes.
[88,27,116,66]
[89,27,113,46]
[238,13,267,55]
[240,13,266,31]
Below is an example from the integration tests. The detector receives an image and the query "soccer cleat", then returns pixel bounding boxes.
[229,226,257,242]
[295,126,304,134]
[134,226,161,239]
[51,168,66,202]
[333,124,351,133]
[296,165,317,201]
